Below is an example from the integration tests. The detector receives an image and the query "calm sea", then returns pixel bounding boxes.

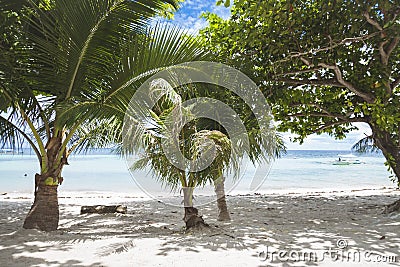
[0,150,396,194]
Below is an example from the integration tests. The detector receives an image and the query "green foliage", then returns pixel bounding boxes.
[0,0,203,177]
[216,0,230,8]
[159,0,184,19]
[201,0,400,181]
[127,83,256,191]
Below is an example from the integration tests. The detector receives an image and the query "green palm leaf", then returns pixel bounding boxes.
[56,23,210,148]
[351,135,379,153]
[0,0,188,168]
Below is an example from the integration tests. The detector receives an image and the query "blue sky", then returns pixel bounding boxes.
[161,0,372,150]
[167,0,231,33]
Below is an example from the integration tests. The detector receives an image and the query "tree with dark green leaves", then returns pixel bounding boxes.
[201,0,400,185]
[0,0,209,231]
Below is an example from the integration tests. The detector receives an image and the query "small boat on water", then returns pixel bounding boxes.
[0,149,22,155]
[332,160,362,165]
[332,154,364,165]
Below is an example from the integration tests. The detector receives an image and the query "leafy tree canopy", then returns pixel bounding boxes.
[200,0,400,183]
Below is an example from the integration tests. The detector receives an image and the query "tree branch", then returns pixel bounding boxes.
[363,10,399,96]
[300,57,313,66]
[391,77,400,90]
[386,37,400,58]
[274,32,380,65]
[276,78,345,88]
[317,62,375,102]
[288,112,342,118]
[378,40,390,65]
[312,117,368,135]
[312,121,346,134]
[363,11,383,31]
[312,103,349,119]
[274,66,323,76]
[289,103,350,121]
[381,37,400,95]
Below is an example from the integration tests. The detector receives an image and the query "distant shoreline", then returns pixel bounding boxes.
[1,186,399,203]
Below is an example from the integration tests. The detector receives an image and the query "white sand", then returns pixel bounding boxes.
[1,188,399,266]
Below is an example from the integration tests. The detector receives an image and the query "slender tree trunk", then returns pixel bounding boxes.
[214,176,231,221]
[23,174,59,231]
[182,187,208,230]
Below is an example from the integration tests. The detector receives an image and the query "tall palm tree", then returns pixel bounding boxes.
[0,0,209,231]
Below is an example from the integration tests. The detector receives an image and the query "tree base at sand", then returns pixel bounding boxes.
[384,199,400,214]
[23,183,59,231]
[183,207,209,231]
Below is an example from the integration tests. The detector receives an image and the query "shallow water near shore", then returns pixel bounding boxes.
[0,150,395,196]
[1,150,399,267]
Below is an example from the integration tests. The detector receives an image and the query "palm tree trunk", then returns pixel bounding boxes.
[182,187,208,230]
[214,176,231,221]
[23,135,65,231]
[23,174,59,231]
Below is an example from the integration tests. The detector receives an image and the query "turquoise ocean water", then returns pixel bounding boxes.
[0,150,396,195]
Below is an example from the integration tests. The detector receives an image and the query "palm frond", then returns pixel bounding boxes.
[0,113,42,160]
[190,130,232,182]
[69,118,122,154]
[19,0,184,100]
[55,23,209,155]
[352,135,380,153]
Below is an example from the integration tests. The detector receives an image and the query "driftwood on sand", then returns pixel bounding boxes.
[80,205,127,214]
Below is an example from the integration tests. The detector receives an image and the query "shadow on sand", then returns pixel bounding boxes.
[0,193,399,266]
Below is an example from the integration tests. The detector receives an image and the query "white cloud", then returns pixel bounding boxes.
[210,2,231,19]
[282,122,372,150]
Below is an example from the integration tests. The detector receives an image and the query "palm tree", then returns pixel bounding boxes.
[124,77,284,229]
[127,95,233,229]
[194,130,232,221]
[0,0,209,231]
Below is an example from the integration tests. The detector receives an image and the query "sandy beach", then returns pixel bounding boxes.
[0,188,399,267]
